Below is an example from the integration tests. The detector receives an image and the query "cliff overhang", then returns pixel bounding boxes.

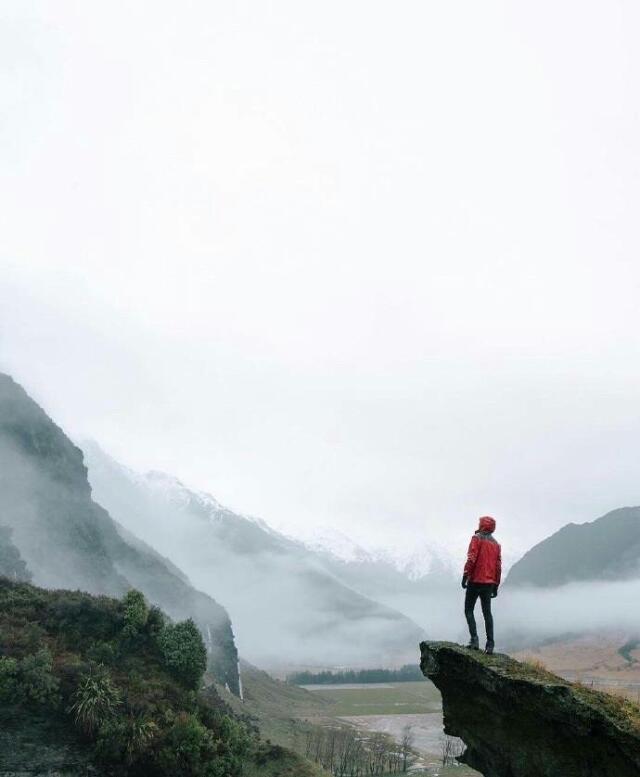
[419,641,640,777]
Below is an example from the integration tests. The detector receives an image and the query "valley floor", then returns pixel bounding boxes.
[219,667,480,776]
[513,633,640,703]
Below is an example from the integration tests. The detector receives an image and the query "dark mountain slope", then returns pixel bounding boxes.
[506,507,640,587]
[0,373,239,693]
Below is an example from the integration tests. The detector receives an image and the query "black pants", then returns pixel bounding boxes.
[465,583,494,643]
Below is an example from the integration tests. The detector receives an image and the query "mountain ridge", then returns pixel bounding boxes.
[506,506,640,587]
[0,372,240,694]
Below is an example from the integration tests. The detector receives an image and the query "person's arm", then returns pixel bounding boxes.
[463,536,479,584]
[491,544,502,597]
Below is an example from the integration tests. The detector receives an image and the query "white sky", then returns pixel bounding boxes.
[1,1,640,556]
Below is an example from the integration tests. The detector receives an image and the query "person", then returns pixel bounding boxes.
[462,515,501,654]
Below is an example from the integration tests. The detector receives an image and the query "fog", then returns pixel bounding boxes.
[396,580,640,648]
[2,2,640,559]
[84,441,424,668]
[82,441,640,668]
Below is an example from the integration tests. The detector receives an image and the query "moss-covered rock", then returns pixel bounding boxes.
[420,640,640,777]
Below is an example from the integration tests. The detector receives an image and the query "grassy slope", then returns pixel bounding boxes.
[216,661,333,748]
[310,680,439,716]
[513,633,640,685]
[243,744,330,777]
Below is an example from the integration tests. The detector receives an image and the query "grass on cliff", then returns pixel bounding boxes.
[429,642,640,736]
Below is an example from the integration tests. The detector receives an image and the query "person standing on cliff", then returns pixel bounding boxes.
[462,515,501,654]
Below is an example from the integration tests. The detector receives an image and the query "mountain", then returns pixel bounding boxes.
[506,507,640,588]
[83,442,425,668]
[0,373,240,694]
[298,526,458,581]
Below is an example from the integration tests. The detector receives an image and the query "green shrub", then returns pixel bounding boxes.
[157,713,218,776]
[69,666,121,735]
[157,711,250,777]
[19,648,60,706]
[146,605,166,638]
[158,619,207,690]
[86,640,118,666]
[0,656,19,703]
[209,713,251,775]
[47,592,123,648]
[124,714,158,764]
[96,713,158,766]
[122,589,149,640]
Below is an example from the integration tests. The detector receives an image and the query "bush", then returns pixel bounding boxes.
[86,640,117,666]
[20,623,46,652]
[122,589,149,640]
[19,648,60,707]
[96,713,158,766]
[69,666,122,735]
[157,713,218,776]
[146,605,166,638]
[0,656,19,703]
[158,620,207,690]
[157,711,250,777]
[47,592,123,648]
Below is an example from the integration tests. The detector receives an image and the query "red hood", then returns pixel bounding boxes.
[478,515,496,533]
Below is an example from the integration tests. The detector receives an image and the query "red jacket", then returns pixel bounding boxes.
[464,516,502,585]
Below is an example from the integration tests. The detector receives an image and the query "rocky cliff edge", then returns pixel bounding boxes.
[420,640,640,777]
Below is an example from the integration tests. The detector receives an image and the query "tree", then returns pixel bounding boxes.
[400,725,414,772]
[441,734,464,767]
[121,589,148,640]
[18,648,61,706]
[0,656,19,703]
[159,619,207,689]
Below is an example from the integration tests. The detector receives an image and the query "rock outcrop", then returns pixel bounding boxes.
[420,641,640,777]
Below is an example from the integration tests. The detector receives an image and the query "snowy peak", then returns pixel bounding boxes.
[296,527,374,564]
[293,525,459,580]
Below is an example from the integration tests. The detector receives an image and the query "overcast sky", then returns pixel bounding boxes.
[1,1,639,557]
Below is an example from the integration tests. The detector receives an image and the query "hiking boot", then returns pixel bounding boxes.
[466,636,479,650]
[485,641,495,655]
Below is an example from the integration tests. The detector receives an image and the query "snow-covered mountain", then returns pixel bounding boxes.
[83,442,426,668]
[295,525,459,581]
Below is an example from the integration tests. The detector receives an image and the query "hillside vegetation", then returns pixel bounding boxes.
[0,578,318,776]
